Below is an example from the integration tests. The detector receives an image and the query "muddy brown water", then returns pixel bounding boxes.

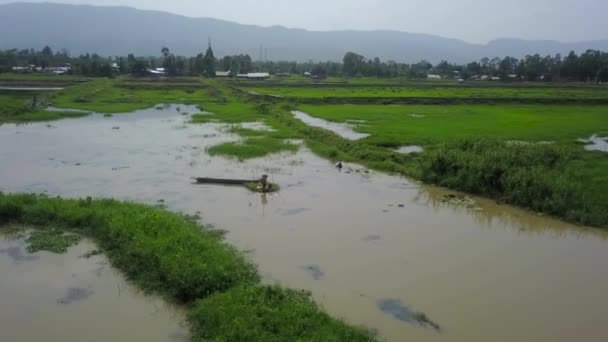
[1,105,608,341]
[0,233,188,342]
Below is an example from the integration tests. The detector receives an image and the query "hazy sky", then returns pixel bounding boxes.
[2,0,607,43]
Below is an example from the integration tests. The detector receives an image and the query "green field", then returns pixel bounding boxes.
[297,104,608,146]
[245,85,608,100]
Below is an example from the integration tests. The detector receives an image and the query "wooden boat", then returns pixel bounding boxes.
[194,177,257,185]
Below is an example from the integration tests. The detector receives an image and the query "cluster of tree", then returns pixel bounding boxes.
[2,45,608,82]
[337,50,608,82]
[0,46,71,71]
[450,50,608,82]
[0,45,226,77]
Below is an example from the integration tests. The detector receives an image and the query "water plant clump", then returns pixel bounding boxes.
[418,138,608,227]
[26,228,82,253]
[208,137,298,160]
[188,285,375,342]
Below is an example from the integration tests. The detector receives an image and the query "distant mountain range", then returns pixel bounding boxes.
[1,2,607,63]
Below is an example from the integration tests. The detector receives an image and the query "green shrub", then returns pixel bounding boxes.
[189,285,375,342]
[418,139,608,227]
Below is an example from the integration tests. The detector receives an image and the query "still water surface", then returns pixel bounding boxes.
[0,234,187,342]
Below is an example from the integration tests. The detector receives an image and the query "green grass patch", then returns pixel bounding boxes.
[297,104,608,146]
[208,137,298,160]
[244,84,608,100]
[0,92,89,123]
[50,78,216,113]
[26,228,81,253]
[189,285,374,342]
[0,193,375,340]
[191,102,266,124]
[417,139,608,227]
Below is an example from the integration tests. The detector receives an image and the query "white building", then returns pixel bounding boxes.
[236,72,270,80]
[146,68,166,75]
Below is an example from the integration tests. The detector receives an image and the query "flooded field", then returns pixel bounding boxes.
[1,105,608,341]
[0,232,187,342]
[292,110,370,140]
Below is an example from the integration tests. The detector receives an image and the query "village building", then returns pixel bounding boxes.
[215,71,231,77]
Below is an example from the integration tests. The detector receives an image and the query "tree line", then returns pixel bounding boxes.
[2,45,608,82]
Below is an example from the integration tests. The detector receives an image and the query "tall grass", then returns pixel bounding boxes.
[189,285,374,342]
[0,193,376,340]
[418,139,608,227]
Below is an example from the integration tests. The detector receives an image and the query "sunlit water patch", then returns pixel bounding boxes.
[579,134,608,153]
[394,145,424,154]
[291,110,370,140]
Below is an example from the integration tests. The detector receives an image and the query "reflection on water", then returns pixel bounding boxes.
[416,187,608,240]
[580,134,608,153]
[394,145,424,154]
[0,235,187,342]
[1,106,607,342]
[291,110,370,140]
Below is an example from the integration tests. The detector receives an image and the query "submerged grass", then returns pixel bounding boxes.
[208,136,298,160]
[0,193,375,340]
[189,285,374,342]
[26,228,81,253]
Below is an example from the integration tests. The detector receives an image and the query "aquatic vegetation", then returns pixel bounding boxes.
[189,285,375,342]
[208,137,298,160]
[418,139,608,227]
[0,193,376,340]
[26,228,81,253]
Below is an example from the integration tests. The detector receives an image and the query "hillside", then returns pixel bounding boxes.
[1,2,607,63]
